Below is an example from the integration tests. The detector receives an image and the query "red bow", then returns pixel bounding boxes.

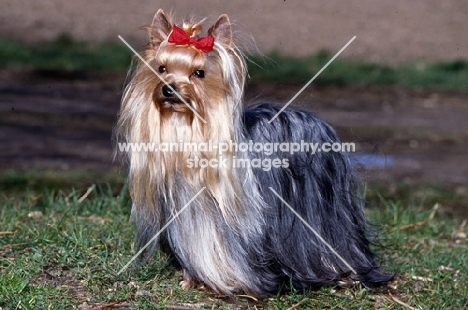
[168,25,215,53]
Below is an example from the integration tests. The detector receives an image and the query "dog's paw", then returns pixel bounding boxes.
[179,269,195,289]
[179,269,218,294]
[180,279,195,289]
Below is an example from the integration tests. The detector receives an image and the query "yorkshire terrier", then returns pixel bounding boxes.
[116,9,393,297]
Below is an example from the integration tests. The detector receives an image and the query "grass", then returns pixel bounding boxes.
[1,35,468,90]
[0,34,132,72]
[1,174,467,309]
[248,50,468,89]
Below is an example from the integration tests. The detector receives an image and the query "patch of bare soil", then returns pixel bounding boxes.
[30,268,93,304]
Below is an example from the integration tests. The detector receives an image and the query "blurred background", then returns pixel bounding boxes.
[1,1,468,308]
[1,0,467,209]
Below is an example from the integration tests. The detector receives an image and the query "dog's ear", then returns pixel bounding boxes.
[150,9,172,46]
[208,14,232,46]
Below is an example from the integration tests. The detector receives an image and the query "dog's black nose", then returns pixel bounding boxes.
[162,84,177,97]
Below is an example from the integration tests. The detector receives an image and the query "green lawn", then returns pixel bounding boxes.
[1,172,466,309]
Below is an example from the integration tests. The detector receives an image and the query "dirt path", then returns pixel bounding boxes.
[1,71,467,186]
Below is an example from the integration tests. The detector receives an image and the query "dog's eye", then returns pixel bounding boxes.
[192,70,205,78]
[158,65,166,74]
